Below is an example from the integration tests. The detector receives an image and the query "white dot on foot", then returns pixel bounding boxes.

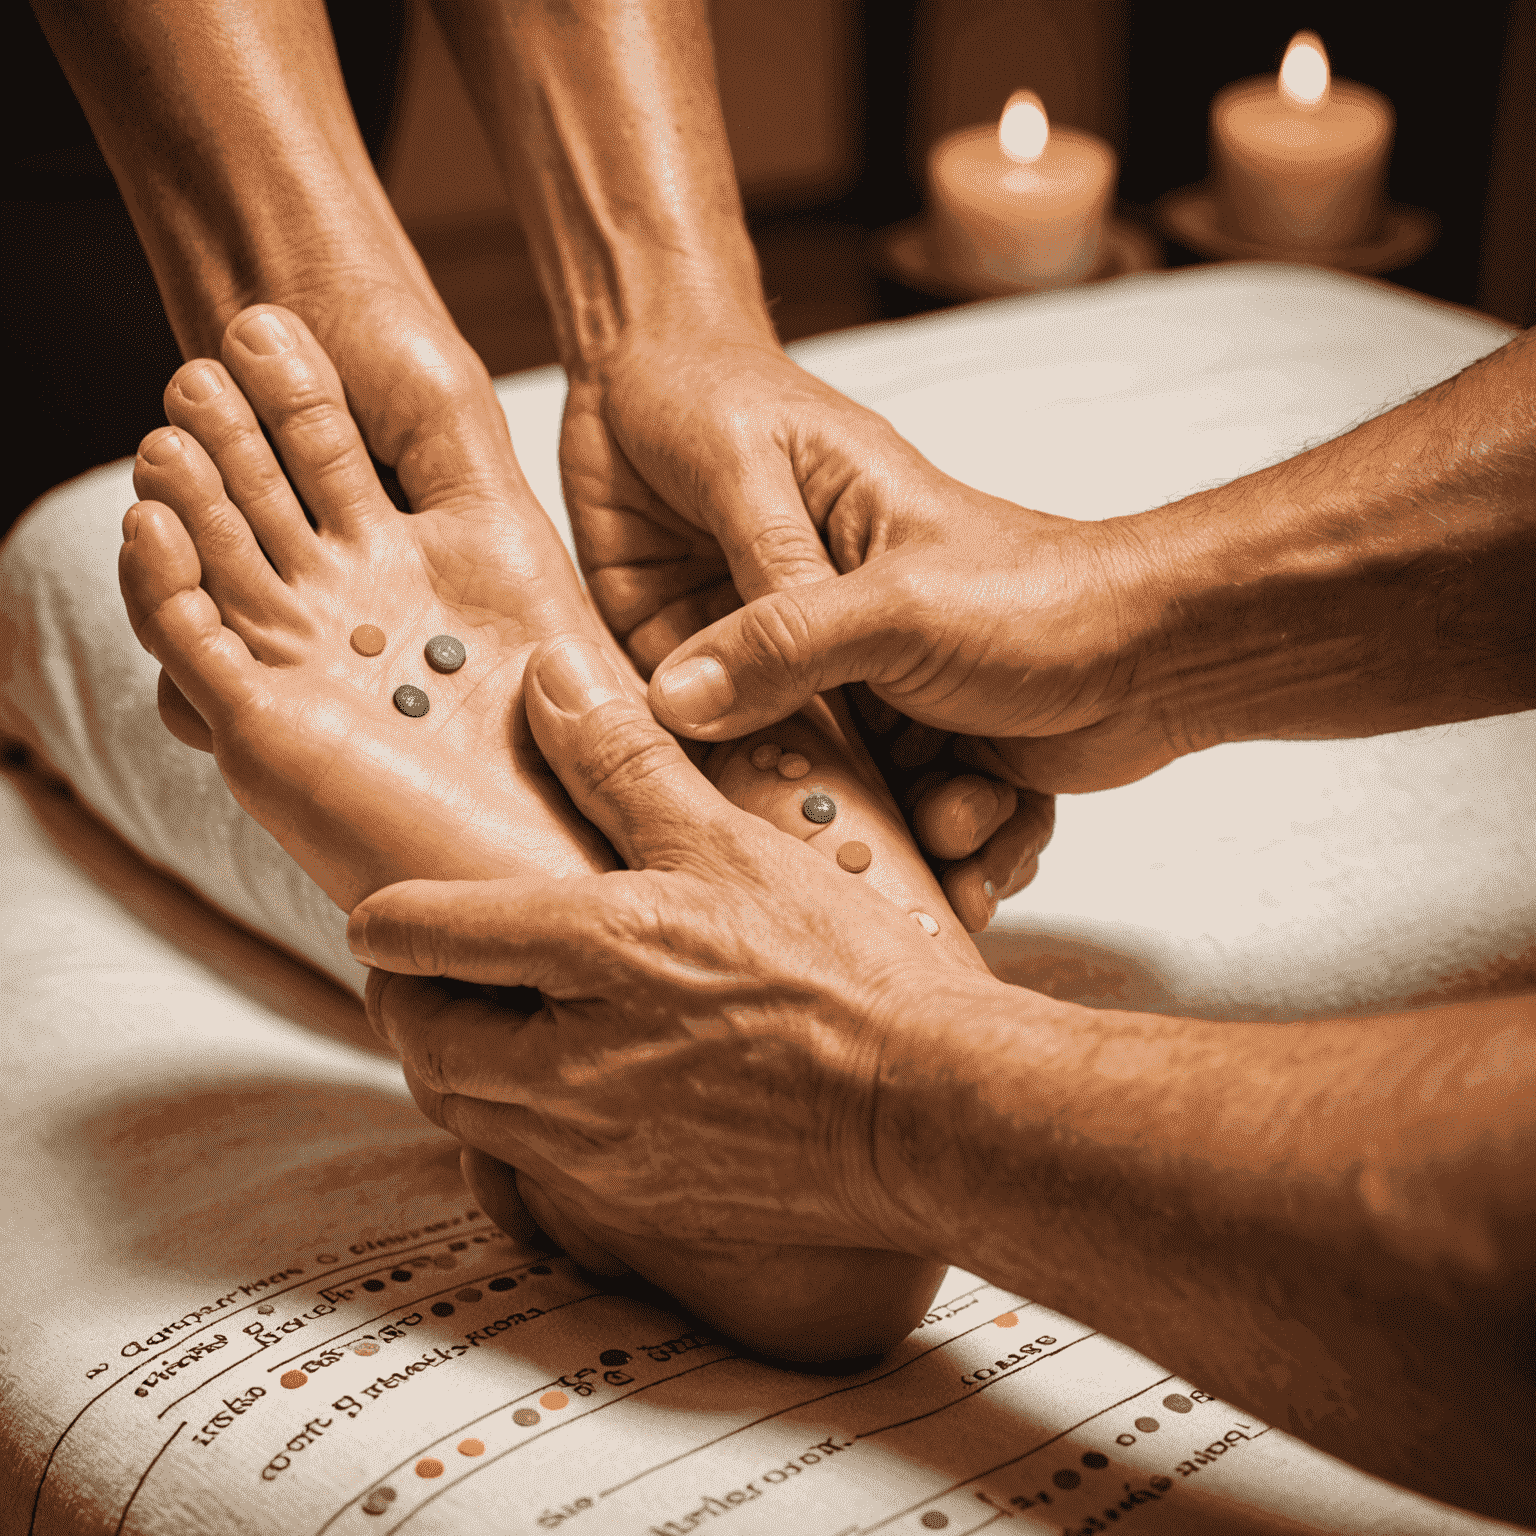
[911,911,940,936]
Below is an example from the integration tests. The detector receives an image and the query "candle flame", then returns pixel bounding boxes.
[1279,31,1330,108]
[998,90,1049,164]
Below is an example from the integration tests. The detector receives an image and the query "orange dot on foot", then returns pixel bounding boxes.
[457,1439,485,1457]
[994,1312,1019,1328]
[350,624,386,656]
[280,1370,308,1388]
[777,753,810,780]
[750,744,783,771]
[415,1458,444,1479]
[836,841,872,873]
[539,1390,569,1411]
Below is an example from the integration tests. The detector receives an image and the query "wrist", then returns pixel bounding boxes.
[866,972,1088,1265]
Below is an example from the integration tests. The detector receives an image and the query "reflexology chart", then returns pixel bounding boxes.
[23,1210,1499,1536]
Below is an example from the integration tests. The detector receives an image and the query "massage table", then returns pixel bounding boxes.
[2,262,1530,1535]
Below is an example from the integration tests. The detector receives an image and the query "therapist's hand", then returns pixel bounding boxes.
[642,463,1178,802]
[561,329,1078,898]
[350,634,1003,1277]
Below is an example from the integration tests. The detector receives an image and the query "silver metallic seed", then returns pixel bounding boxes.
[424,634,466,673]
[393,684,430,717]
[801,790,837,824]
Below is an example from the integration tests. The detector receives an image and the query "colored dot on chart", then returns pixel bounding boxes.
[280,1371,308,1389]
[599,1349,632,1367]
[391,1269,413,1282]
[457,1439,485,1457]
[993,1312,1018,1328]
[256,1303,275,1315]
[1162,1394,1194,1414]
[920,1514,950,1530]
[488,1276,517,1292]
[540,1391,569,1411]
[362,1279,385,1293]
[456,1287,482,1303]
[1082,1452,1109,1470]
[352,1342,380,1357]
[1135,1417,1160,1433]
[1052,1470,1081,1491]
[415,1458,444,1479]
[430,1302,456,1318]
[449,1240,468,1251]
[512,1409,541,1427]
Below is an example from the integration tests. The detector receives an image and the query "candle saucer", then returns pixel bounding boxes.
[874,216,1162,303]
[1156,186,1437,275]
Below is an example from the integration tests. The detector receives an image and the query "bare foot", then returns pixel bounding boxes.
[118,306,965,1356]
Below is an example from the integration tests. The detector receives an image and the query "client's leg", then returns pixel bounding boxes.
[118,307,973,1356]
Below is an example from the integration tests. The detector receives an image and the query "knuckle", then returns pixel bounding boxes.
[731,594,818,682]
[575,708,678,801]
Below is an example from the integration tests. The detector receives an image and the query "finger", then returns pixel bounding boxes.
[525,634,741,870]
[647,564,927,741]
[912,775,1017,861]
[939,791,1056,931]
[351,876,645,991]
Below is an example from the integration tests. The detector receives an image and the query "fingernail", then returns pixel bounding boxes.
[346,908,375,966]
[177,363,223,403]
[655,656,735,728]
[122,506,139,542]
[537,637,627,716]
[140,431,182,466]
[956,782,1000,842]
[234,310,292,356]
[983,879,996,900]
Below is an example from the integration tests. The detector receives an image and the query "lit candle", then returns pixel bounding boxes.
[1211,32,1393,250]
[927,92,1118,291]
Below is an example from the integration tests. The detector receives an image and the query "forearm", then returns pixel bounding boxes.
[33,0,444,359]
[882,982,1535,1517]
[1123,328,1536,748]
[429,0,775,373]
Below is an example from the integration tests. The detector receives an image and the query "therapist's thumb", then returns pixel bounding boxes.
[525,634,733,871]
[648,567,905,741]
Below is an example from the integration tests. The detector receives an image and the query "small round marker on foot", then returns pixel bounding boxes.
[393,684,430,718]
[350,624,386,656]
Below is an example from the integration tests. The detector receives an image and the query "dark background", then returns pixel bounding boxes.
[4,0,1525,536]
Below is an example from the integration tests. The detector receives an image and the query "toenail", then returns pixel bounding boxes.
[140,431,182,466]
[911,911,941,936]
[235,310,293,356]
[178,364,223,403]
[122,506,140,542]
[801,791,837,825]
[424,635,466,673]
[393,685,430,718]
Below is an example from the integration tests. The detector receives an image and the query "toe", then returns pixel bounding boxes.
[164,358,320,577]
[119,500,260,732]
[132,426,305,639]
[220,305,395,540]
